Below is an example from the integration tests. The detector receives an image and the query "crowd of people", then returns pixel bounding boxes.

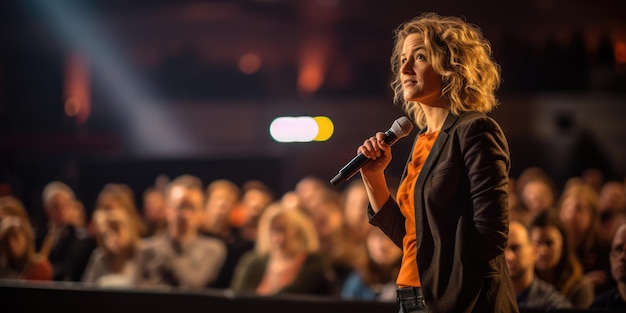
[0,163,626,309]
[0,166,625,310]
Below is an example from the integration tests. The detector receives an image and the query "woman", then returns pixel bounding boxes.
[95,183,148,238]
[341,226,403,302]
[529,210,595,309]
[557,181,611,293]
[81,208,141,288]
[357,13,518,312]
[230,202,333,296]
[0,216,53,281]
[513,167,559,226]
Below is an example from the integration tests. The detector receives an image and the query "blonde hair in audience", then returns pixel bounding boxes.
[255,203,319,256]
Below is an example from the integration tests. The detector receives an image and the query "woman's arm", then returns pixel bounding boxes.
[462,116,511,261]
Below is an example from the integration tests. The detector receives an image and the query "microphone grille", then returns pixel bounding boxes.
[390,116,414,138]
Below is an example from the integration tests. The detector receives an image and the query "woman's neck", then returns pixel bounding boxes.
[421,104,449,134]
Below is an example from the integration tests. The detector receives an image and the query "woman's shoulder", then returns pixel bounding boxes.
[452,111,506,137]
[455,111,500,128]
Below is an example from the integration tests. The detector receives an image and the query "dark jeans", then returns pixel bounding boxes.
[397,287,427,313]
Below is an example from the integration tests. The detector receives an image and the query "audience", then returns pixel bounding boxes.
[529,210,595,309]
[231,180,274,242]
[0,195,31,224]
[0,216,52,281]
[558,181,612,293]
[505,220,572,310]
[230,202,333,296]
[35,181,96,282]
[340,180,371,247]
[591,222,626,309]
[2,164,626,313]
[513,167,558,227]
[81,208,141,288]
[95,183,148,238]
[200,179,254,289]
[598,181,626,245]
[141,186,167,238]
[341,226,401,302]
[134,174,227,290]
[300,185,355,294]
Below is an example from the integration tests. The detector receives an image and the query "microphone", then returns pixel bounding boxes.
[330,116,414,186]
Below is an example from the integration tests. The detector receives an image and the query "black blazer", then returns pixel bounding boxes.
[369,111,519,313]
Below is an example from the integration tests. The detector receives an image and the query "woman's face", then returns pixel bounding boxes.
[95,211,134,254]
[559,195,593,236]
[343,185,369,235]
[521,181,554,215]
[269,215,289,252]
[400,33,443,105]
[8,230,28,260]
[531,226,563,271]
[367,227,402,266]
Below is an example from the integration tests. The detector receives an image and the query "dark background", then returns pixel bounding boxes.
[1,0,625,223]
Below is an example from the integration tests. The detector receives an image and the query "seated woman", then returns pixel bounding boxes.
[0,216,53,281]
[230,202,333,296]
[81,208,141,288]
[529,209,595,309]
[341,225,402,301]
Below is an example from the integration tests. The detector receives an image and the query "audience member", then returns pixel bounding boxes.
[0,216,52,281]
[529,210,595,309]
[302,186,355,294]
[582,168,605,194]
[598,181,626,244]
[514,167,558,226]
[81,208,141,288]
[35,181,96,282]
[141,186,167,238]
[294,175,328,213]
[598,181,626,215]
[232,180,274,242]
[558,182,612,292]
[341,180,371,246]
[591,222,626,309]
[341,226,401,302]
[230,202,333,296]
[95,183,148,238]
[134,174,227,290]
[0,195,30,223]
[505,220,572,310]
[200,179,254,289]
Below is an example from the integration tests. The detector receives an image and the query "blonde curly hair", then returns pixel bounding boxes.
[390,12,502,129]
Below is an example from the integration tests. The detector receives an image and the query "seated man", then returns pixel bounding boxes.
[505,221,572,310]
[135,174,227,290]
[591,222,626,309]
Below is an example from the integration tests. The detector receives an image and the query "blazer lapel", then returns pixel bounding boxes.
[413,112,460,242]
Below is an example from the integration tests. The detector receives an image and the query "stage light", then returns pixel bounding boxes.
[238,53,262,74]
[313,116,333,141]
[269,116,334,143]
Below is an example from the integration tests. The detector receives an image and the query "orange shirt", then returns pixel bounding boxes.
[395,131,439,288]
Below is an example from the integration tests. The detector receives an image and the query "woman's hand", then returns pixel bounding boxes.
[358,132,393,176]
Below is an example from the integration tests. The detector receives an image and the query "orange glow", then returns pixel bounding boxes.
[64,54,91,125]
[299,60,324,94]
[298,37,330,95]
[238,53,262,74]
[64,96,80,116]
[614,41,626,63]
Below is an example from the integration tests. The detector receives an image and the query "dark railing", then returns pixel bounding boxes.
[0,280,622,313]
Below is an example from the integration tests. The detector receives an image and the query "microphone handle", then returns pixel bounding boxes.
[330,130,398,186]
[330,153,370,186]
